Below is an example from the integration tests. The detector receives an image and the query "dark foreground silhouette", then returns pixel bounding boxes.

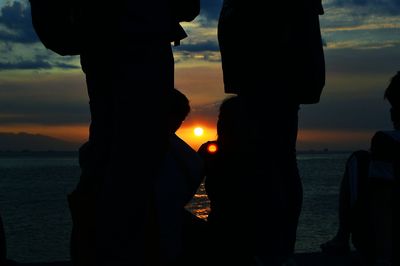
[29,1,200,265]
[215,0,326,264]
[17,252,365,266]
[320,72,400,266]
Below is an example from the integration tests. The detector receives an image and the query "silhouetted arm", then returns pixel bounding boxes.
[370,183,392,266]
[369,132,395,266]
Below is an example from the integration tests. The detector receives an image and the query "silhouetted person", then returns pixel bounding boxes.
[216,0,325,265]
[198,96,258,265]
[154,87,204,266]
[66,3,199,266]
[69,88,204,266]
[0,215,15,266]
[321,72,400,266]
[29,1,199,265]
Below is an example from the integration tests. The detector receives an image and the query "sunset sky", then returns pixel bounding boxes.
[0,0,400,151]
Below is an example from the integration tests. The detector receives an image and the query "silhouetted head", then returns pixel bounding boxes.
[217,96,242,148]
[167,88,190,133]
[385,71,400,129]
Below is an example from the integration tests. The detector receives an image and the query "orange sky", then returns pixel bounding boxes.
[0,0,400,152]
[0,122,375,152]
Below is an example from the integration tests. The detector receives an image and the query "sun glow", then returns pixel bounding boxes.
[176,124,217,151]
[194,127,204,137]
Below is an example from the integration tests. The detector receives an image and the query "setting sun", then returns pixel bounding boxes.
[194,127,204,137]
[176,124,217,151]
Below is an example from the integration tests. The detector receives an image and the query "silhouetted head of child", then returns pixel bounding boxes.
[385,71,400,130]
[167,88,190,133]
[217,95,242,149]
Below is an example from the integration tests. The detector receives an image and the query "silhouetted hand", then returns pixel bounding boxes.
[198,141,219,176]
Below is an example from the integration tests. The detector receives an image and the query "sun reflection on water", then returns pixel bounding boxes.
[185,182,210,220]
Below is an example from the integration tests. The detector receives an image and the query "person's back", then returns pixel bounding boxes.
[218,0,325,102]
[216,2,325,264]
[198,96,258,265]
[79,1,177,48]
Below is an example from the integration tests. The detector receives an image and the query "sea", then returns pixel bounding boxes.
[0,151,351,263]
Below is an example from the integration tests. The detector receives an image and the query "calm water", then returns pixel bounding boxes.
[0,152,350,263]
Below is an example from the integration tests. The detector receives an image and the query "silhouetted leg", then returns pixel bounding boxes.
[336,170,352,243]
[94,41,173,266]
[237,93,301,265]
[80,51,115,192]
[321,151,370,255]
[70,52,116,266]
[279,105,302,260]
[346,151,371,258]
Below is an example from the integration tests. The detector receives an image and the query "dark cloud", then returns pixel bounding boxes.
[0,0,223,45]
[325,46,400,75]
[197,0,223,28]
[173,41,220,63]
[0,59,79,70]
[0,60,51,70]
[198,0,223,25]
[331,0,400,14]
[335,0,400,6]
[175,40,219,52]
[0,1,39,43]
[0,95,89,125]
[53,62,80,69]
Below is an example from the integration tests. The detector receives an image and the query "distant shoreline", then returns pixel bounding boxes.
[0,150,351,157]
[297,150,352,155]
[0,150,78,157]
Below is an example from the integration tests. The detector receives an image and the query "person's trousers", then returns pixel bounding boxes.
[79,41,174,266]
[239,95,303,264]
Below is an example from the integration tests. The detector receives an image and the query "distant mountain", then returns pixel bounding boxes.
[0,132,80,151]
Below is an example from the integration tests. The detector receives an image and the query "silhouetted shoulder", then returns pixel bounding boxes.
[369,130,400,183]
[370,130,400,161]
